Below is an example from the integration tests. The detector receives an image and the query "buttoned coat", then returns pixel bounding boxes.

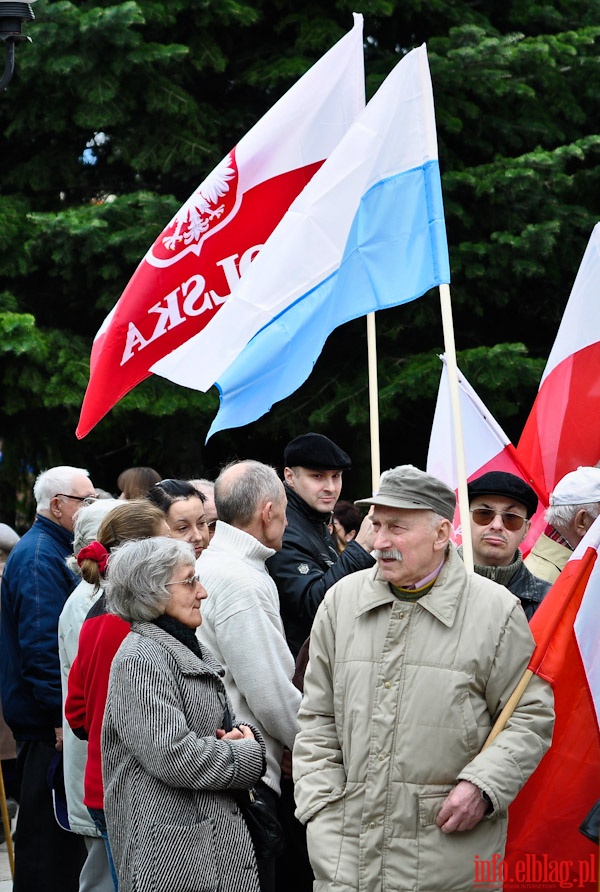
[102,621,266,892]
[293,546,554,892]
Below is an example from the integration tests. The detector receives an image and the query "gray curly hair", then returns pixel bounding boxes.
[104,536,195,623]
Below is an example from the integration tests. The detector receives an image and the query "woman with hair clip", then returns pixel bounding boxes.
[65,500,169,891]
[147,478,210,558]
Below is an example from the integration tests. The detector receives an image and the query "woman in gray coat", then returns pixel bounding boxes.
[101,537,266,892]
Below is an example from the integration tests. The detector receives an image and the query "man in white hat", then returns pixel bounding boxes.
[525,466,600,584]
[293,465,554,892]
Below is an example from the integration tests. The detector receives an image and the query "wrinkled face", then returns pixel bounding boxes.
[371,506,448,588]
[163,563,208,629]
[165,496,209,558]
[52,474,97,532]
[284,467,343,515]
[469,495,529,567]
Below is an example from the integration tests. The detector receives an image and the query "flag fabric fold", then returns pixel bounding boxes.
[182,43,450,439]
[517,222,600,503]
[76,15,365,438]
[426,356,546,553]
[504,516,600,890]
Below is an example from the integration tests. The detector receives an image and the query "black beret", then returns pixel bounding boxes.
[284,433,351,471]
[467,471,539,519]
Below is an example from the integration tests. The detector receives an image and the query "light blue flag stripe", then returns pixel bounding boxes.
[207,159,449,439]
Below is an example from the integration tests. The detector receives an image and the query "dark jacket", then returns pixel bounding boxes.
[0,514,78,740]
[464,546,551,622]
[266,485,375,657]
[507,560,551,621]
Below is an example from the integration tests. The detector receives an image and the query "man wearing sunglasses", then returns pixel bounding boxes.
[464,471,550,620]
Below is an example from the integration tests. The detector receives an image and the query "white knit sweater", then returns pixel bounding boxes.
[197,521,301,795]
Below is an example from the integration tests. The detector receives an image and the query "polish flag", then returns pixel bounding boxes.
[76,16,365,438]
[426,356,546,553]
[517,223,600,504]
[505,515,600,891]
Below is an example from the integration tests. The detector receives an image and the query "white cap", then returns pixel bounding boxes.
[549,466,600,507]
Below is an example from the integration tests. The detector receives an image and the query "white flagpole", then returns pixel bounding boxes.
[438,284,473,572]
[367,312,381,494]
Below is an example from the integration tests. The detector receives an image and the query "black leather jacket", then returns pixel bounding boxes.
[267,485,375,657]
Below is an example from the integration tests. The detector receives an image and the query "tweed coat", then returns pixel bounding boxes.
[102,621,266,892]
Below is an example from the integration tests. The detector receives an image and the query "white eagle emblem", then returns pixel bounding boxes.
[297,563,310,575]
[147,151,240,269]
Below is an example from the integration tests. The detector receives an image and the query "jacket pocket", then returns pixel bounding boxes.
[416,791,506,891]
[306,793,349,886]
[142,819,218,892]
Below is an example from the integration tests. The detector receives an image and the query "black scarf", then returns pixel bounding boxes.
[152,613,203,659]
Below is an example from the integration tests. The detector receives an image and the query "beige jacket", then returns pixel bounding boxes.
[524,532,571,584]
[293,546,554,892]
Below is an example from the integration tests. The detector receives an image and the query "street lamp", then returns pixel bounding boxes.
[0,0,37,92]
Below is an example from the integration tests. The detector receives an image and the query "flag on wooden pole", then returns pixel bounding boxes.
[181,43,450,439]
[504,516,600,890]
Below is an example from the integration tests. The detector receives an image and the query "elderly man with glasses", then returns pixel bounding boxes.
[0,465,96,892]
[461,470,550,620]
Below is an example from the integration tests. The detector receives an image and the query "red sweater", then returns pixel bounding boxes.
[65,595,129,809]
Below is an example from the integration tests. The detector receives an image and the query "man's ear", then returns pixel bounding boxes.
[283,467,294,488]
[50,495,61,519]
[575,508,594,536]
[261,501,273,524]
[433,519,452,551]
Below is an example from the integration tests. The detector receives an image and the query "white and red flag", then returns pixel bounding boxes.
[504,515,600,890]
[426,356,546,552]
[517,223,600,503]
[76,15,365,438]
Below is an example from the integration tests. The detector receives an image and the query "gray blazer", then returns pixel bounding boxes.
[102,621,265,892]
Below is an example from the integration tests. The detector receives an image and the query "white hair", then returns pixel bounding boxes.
[33,466,90,511]
[546,501,600,530]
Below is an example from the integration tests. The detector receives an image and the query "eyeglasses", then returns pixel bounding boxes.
[207,520,217,531]
[165,574,201,588]
[470,508,528,531]
[55,493,98,507]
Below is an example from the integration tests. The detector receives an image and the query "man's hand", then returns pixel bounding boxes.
[435,780,488,833]
[355,508,375,553]
[54,726,63,752]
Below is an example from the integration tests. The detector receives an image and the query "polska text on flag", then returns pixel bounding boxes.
[169,43,450,439]
[517,223,600,504]
[504,515,600,891]
[76,15,365,438]
[427,356,546,554]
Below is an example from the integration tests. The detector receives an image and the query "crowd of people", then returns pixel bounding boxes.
[1,439,599,891]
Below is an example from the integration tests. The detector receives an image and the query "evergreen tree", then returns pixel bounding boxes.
[1,0,598,520]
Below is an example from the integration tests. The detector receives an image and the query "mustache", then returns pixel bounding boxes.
[374,548,403,562]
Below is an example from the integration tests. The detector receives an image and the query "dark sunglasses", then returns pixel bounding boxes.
[470,508,528,532]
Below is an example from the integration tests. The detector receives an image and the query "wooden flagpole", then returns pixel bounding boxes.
[438,283,473,572]
[367,312,381,494]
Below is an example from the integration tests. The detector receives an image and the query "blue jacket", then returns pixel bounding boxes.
[0,514,78,741]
